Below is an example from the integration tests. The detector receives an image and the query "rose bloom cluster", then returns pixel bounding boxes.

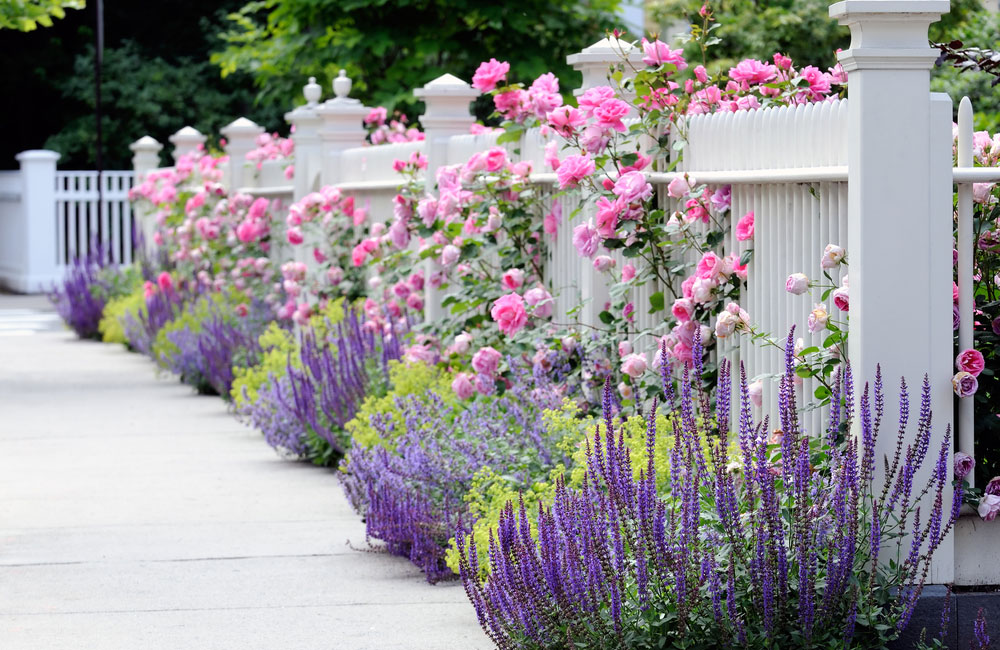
[245,131,295,179]
[954,452,1000,521]
[363,106,424,145]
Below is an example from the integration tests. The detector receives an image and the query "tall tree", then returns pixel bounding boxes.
[0,0,84,31]
[212,0,622,118]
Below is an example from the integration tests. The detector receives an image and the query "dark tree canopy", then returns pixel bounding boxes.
[212,0,623,120]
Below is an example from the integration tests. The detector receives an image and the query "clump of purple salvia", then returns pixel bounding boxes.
[50,243,113,339]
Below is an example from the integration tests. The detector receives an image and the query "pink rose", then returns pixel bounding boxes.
[640,38,687,70]
[546,106,586,137]
[595,197,621,238]
[491,293,528,336]
[955,452,976,479]
[953,371,979,398]
[620,352,648,378]
[696,251,726,280]
[501,268,525,291]
[452,373,475,400]
[594,98,631,133]
[735,211,755,241]
[729,59,777,85]
[406,293,424,311]
[985,475,1000,497]
[544,140,561,170]
[808,303,829,334]
[613,170,653,204]
[694,65,708,83]
[472,58,510,92]
[821,244,846,269]
[671,298,695,322]
[404,343,438,365]
[543,205,560,238]
[618,341,633,356]
[786,273,810,295]
[622,263,636,282]
[957,349,985,377]
[484,147,508,172]
[618,381,634,400]
[667,175,694,199]
[572,221,600,258]
[452,332,473,355]
[523,287,553,318]
[287,227,304,245]
[979,494,1000,522]
[555,153,596,189]
[672,342,692,364]
[749,380,763,408]
[593,255,616,272]
[156,272,173,293]
[472,346,502,376]
[577,86,616,116]
[440,244,461,267]
[475,373,495,396]
[832,286,849,312]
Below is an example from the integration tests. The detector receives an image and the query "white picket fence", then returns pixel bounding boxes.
[117,1,1000,584]
[0,153,134,293]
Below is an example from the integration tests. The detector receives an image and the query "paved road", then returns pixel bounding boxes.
[0,319,491,649]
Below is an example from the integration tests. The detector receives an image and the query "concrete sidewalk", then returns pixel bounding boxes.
[0,329,491,650]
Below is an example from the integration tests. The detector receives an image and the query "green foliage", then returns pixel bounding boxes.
[931,10,1000,132]
[97,266,143,345]
[212,0,621,119]
[344,359,454,450]
[44,40,282,169]
[649,0,980,73]
[0,0,83,31]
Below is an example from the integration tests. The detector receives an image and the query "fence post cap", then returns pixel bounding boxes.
[15,150,60,163]
[830,0,950,19]
[414,73,479,99]
[168,125,205,141]
[220,117,265,137]
[831,0,946,71]
[304,76,323,106]
[129,135,163,153]
[566,36,640,66]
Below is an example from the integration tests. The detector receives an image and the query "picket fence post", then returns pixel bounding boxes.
[168,126,206,164]
[129,135,163,252]
[315,70,369,187]
[285,77,324,202]
[413,74,479,322]
[14,150,60,292]
[830,0,954,583]
[221,118,265,192]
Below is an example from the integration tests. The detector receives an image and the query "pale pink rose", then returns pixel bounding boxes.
[452,373,475,400]
[735,211,755,241]
[472,58,510,92]
[953,371,979,398]
[475,373,495,395]
[523,287,553,318]
[978,494,1000,522]
[577,85,616,116]
[472,346,502,376]
[786,273,810,295]
[389,219,410,249]
[807,303,829,333]
[618,381,634,400]
[832,286,849,312]
[821,244,846,269]
[957,348,985,376]
[671,298,695,323]
[327,267,344,285]
[673,342,692,364]
[985,476,1000,497]
[749,380,763,408]
[543,204,560,238]
[667,175,694,199]
[484,147,508,172]
[696,251,726,280]
[691,277,717,303]
[594,98,631,133]
[973,183,994,204]
[578,124,610,155]
[715,311,740,339]
[729,59,777,85]
[491,293,528,336]
[404,343,438,365]
[452,332,473,355]
[620,352,648,378]
[555,153,596,189]
[501,268,525,290]
[613,170,653,204]
[572,221,601,258]
[622,263,636,282]
[955,452,976,479]
[618,341,633,356]
[593,255,616,272]
[440,244,461,267]
[641,38,688,69]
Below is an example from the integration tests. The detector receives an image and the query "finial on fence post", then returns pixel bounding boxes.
[413,73,480,322]
[567,37,642,97]
[286,78,324,200]
[315,70,368,185]
[831,0,954,584]
[129,135,162,179]
[220,117,265,191]
[168,126,206,164]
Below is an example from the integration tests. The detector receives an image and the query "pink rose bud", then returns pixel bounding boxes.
[786,273,810,295]
[593,255,616,272]
[832,286,849,312]
[953,372,979,398]
[984,475,1000,497]
[622,263,636,281]
[501,268,525,290]
[618,341,633,356]
[820,244,846,269]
